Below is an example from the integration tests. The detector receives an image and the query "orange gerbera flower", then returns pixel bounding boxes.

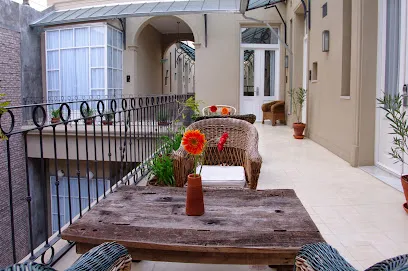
[182,130,206,155]
[221,107,230,115]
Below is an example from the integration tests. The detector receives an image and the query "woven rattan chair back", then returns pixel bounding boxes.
[202,105,237,116]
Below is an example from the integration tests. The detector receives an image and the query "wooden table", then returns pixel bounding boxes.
[62,186,324,270]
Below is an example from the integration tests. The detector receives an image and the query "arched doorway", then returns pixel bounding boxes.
[133,16,195,95]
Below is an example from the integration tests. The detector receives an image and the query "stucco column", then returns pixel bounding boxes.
[126,45,138,96]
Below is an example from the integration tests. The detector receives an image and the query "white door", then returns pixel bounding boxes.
[376,0,407,175]
[240,48,280,121]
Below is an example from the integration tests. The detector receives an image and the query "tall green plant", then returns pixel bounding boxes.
[288,87,307,123]
[149,155,175,186]
[378,93,408,165]
[179,96,202,121]
[0,94,10,140]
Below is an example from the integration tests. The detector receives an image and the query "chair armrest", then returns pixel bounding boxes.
[271,101,285,113]
[295,243,357,271]
[66,242,131,271]
[244,149,262,189]
[365,254,408,271]
[172,148,194,187]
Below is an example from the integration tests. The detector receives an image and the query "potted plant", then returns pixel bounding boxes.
[157,111,170,126]
[0,94,10,140]
[51,108,61,124]
[82,108,95,125]
[378,93,408,213]
[148,155,175,186]
[181,129,228,216]
[289,87,307,139]
[102,111,114,125]
[179,97,202,127]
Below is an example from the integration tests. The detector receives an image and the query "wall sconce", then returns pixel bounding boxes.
[322,30,330,52]
[285,55,289,68]
[86,171,94,180]
[57,169,65,178]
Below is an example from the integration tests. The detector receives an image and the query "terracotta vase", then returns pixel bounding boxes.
[293,123,306,139]
[186,174,205,216]
[401,175,408,213]
[51,118,60,124]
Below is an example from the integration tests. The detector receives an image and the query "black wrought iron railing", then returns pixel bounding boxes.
[0,94,194,267]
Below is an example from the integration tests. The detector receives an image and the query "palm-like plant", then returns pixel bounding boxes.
[288,88,307,123]
[377,93,408,165]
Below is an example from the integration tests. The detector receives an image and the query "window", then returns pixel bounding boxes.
[45,24,123,99]
[312,62,318,81]
[322,3,328,17]
[241,27,279,44]
[50,176,109,233]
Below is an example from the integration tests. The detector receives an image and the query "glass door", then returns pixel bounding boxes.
[240,49,279,121]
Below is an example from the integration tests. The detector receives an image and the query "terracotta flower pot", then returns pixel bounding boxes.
[186,174,205,216]
[85,118,94,125]
[102,120,113,125]
[51,117,60,124]
[401,175,408,213]
[293,123,306,139]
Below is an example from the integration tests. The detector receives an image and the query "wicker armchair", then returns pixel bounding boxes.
[194,114,256,124]
[202,105,237,116]
[262,101,285,126]
[295,243,408,271]
[1,242,132,271]
[172,118,262,189]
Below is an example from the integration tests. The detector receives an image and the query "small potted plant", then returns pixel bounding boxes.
[51,108,61,124]
[148,155,175,186]
[82,108,95,125]
[102,111,114,125]
[378,93,408,213]
[289,87,307,139]
[157,112,170,126]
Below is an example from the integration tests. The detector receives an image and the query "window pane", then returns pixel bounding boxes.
[91,48,105,67]
[117,50,123,69]
[91,68,105,89]
[47,51,59,70]
[107,27,113,46]
[113,48,118,69]
[264,50,275,97]
[47,71,59,90]
[243,50,254,96]
[75,27,89,47]
[91,26,105,46]
[75,48,89,95]
[117,31,123,49]
[60,29,73,48]
[60,49,76,96]
[91,89,105,97]
[107,47,113,67]
[241,27,278,44]
[46,30,59,50]
[113,70,120,88]
[112,30,117,48]
[108,68,113,88]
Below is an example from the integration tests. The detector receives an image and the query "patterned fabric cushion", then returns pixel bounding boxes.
[0,263,56,271]
[365,254,408,271]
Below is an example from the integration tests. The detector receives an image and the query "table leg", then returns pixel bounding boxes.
[268,265,293,271]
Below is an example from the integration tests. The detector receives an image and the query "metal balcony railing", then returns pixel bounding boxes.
[0,94,194,267]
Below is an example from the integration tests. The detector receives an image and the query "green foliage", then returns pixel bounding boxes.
[0,94,10,140]
[149,155,175,186]
[104,111,114,121]
[81,107,95,118]
[378,93,408,165]
[51,108,60,118]
[179,97,202,122]
[161,126,185,154]
[289,87,307,123]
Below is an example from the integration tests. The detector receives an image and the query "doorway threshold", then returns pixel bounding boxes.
[360,166,403,193]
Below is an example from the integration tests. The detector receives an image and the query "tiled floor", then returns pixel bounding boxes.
[53,123,408,271]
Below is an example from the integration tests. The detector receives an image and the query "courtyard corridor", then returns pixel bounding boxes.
[54,124,408,271]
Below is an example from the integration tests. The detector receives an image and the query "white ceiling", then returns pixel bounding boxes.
[149,16,193,34]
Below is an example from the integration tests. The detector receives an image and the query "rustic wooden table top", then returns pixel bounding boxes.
[62,186,323,251]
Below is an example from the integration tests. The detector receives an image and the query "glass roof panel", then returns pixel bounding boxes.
[247,0,283,10]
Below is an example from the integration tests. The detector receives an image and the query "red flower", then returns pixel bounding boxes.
[210,105,218,113]
[182,130,206,155]
[217,132,229,151]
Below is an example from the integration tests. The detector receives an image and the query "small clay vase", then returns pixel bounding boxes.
[401,175,408,213]
[186,174,205,216]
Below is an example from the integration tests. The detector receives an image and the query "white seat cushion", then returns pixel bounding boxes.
[195,165,246,187]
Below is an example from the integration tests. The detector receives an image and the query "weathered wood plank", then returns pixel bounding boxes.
[63,186,324,264]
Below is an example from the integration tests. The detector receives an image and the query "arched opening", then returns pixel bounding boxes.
[134,16,195,95]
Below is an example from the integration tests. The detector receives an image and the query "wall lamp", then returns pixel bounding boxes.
[322,30,330,52]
